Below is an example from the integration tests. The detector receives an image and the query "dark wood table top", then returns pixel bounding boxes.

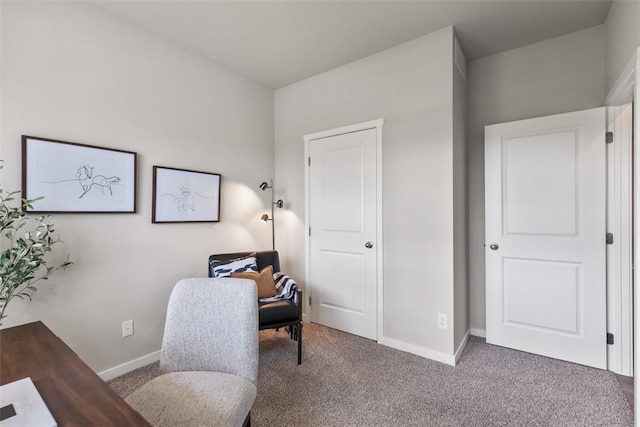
[0,321,151,426]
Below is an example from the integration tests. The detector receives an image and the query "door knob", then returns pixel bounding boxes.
[489,243,499,250]
[365,241,374,249]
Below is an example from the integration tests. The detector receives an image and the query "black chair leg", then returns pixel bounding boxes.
[297,322,302,365]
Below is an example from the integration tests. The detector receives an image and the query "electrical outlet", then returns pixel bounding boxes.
[122,320,134,338]
[437,313,448,330]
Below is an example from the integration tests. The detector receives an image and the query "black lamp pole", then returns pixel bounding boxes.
[269,180,275,250]
[260,180,276,250]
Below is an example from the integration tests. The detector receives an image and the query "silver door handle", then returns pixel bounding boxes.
[365,241,374,249]
[489,243,499,250]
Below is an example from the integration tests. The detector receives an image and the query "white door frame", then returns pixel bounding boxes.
[304,119,384,339]
[605,103,633,376]
[633,47,639,423]
[605,49,637,377]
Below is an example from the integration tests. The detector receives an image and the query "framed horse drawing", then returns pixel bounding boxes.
[22,136,137,213]
[151,166,220,223]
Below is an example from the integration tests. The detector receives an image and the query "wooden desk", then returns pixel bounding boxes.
[0,321,150,426]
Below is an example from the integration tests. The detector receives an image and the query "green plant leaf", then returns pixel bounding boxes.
[0,166,72,326]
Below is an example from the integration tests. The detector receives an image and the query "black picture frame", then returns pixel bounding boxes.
[152,166,221,223]
[22,135,137,213]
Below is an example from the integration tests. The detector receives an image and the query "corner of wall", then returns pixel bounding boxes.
[378,335,457,366]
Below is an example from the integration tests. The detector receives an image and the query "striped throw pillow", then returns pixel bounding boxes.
[210,254,258,278]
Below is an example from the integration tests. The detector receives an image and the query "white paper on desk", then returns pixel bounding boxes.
[0,377,57,427]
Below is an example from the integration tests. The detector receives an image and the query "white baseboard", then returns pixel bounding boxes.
[470,328,486,338]
[378,336,456,366]
[454,330,470,363]
[98,350,161,381]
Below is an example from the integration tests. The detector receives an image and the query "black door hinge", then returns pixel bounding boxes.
[606,233,614,245]
[606,131,613,144]
[607,333,614,345]
[309,296,312,306]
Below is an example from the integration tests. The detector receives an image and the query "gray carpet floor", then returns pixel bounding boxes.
[108,323,634,426]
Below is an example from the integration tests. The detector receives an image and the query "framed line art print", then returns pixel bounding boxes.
[22,136,137,213]
[152,166,221,223]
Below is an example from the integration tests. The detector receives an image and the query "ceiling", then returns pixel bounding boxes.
[92,0,612,89]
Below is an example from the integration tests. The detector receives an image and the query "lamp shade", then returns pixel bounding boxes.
[259,179,276,250]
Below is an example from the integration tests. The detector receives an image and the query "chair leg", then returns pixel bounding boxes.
[297,322,302,365]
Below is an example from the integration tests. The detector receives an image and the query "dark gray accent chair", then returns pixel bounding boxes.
[209,251,302,364]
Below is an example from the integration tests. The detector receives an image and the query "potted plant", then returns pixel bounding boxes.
[0,162,71,326]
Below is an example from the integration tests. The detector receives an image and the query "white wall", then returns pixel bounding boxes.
[0,2,274,373]
[275,27,462,360]
[605,0,640,94]
[467,26,606,332]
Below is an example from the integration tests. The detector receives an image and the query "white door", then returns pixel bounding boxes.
[485,107,607,369]
[308,127,378,340]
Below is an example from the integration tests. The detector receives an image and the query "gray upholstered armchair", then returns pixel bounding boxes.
[126,278,259,427]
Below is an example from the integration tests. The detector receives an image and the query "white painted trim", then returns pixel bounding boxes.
[454,330,470,363]
[605,103,634,376]
[606,52,636,105]
[470,328,486,338]
[605,48,637,379]
[633,47,639,421]
[303,119,384,339]
[304,135,311,321]
[98,350,160,381]
[378,336,456,366]
[375,122,384,342]
[304,119,384,141]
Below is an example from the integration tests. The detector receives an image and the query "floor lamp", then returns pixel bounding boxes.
[260,180,283,250]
